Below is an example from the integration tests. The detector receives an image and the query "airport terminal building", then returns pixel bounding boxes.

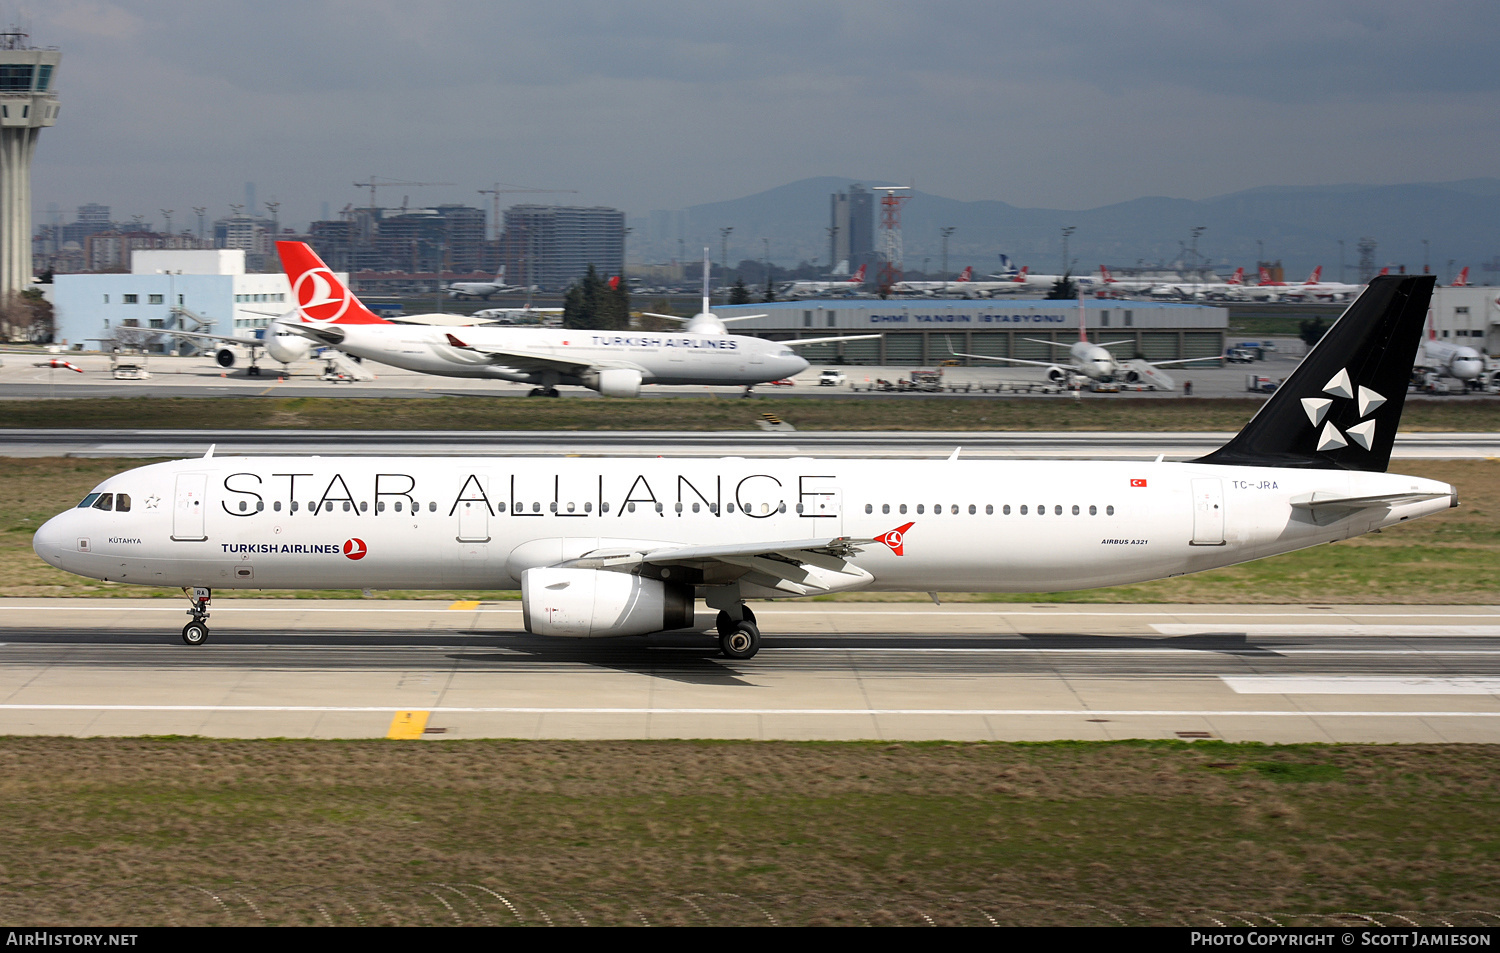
[717,299,1229,365]
[49,250,297,351]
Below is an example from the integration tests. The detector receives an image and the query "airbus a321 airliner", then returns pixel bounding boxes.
[34,276,1454,660]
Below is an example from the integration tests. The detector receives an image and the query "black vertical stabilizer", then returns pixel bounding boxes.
[1196,274,1434,472]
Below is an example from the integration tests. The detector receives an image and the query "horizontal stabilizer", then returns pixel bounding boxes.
[1288,488,1454,525]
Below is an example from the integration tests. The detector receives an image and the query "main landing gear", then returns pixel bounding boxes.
[181,587,211,645]
[527,386,560,397]
[715,605,760,660]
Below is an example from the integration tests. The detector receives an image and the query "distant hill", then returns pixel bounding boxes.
[630,177,1500,283]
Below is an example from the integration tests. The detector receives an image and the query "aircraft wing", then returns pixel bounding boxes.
[781,334,881,347]
[441,333,635,376]
[573,536,878,595]
[152,328,265,349]
[946,347,1077,371]
[1146,356,1225,368]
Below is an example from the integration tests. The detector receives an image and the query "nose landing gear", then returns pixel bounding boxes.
[181,587,211,645]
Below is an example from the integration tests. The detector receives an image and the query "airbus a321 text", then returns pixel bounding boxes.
[34,276,1454,660]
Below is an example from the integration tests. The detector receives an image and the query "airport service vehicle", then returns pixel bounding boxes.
[34,276,1454,660]
[1226,348,1256,364]
[273,242,809,397]
[818,369,847,386]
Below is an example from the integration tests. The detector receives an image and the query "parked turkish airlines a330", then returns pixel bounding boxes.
[274,241,807,397]
[34,276,1454,660]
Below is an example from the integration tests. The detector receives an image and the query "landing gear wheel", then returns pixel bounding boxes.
[719,622,760,660]
[546,387,561,398]
[528,387,543,397]
[181,622,209,646]
[716,606,757,635]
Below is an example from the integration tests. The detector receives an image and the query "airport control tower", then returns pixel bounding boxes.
[0,32,59,298]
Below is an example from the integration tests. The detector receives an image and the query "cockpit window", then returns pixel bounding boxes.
[77,493,101,508]
[91,493,114,511]
[115,494,131,512]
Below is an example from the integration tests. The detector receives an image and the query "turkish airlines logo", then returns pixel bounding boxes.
[293,267,351,325]
[343,537,368,560]
[1130,478,1147,488]
[878,522,915,556]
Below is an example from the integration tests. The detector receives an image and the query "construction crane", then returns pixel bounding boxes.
[353,177,456,214]
[478,182,578,240]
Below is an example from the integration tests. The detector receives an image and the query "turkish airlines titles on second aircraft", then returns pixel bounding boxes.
[275,242,808,397]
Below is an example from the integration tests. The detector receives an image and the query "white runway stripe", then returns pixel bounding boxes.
[1,704,1498,717]
[1223,676,1500,695]
[1155,624,1500,636]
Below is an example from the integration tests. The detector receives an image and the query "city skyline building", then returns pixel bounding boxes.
[502,204,624,290]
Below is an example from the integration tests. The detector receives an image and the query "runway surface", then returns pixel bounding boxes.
[2,599,1497,743]
[3,428,1498,459]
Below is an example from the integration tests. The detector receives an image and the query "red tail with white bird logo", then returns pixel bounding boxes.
[276,241,392,325]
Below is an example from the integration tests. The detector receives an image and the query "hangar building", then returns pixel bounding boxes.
[1427,286,1498,356]
[717,298,1228,366]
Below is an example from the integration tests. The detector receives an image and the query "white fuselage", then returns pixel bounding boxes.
[1421,339,1486,382]
[316,322,808,386]
[448,281,515,299]
[1068,340,1122,380]
[35,456,1454,597]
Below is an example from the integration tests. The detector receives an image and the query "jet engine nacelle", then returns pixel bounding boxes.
[215,348,236,368]
[521,567,693,637]
[1046,365,1068,383]
[582,367,643,398]
[266,326,313,365]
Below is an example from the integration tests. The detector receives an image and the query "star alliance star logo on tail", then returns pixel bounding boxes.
[1301,368,1385,453]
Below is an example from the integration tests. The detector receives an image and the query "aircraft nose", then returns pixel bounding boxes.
[787,353,810,376]
[32,511,74,570]
[1453,359,1484,380]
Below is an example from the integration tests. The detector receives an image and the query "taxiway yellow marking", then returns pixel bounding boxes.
[387,710,430,739]
[448,600,481,610]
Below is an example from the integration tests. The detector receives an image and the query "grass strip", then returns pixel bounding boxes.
[0,738,1494,926]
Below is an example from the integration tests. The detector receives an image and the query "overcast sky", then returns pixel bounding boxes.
[29,0,1500,232]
